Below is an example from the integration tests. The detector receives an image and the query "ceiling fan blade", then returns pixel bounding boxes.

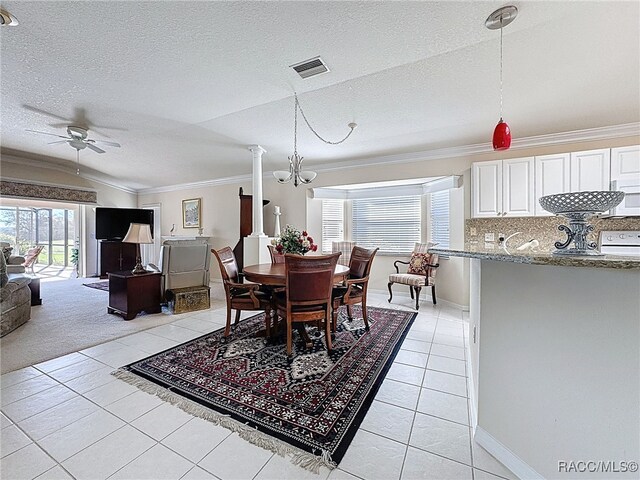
[22,105,71,122]
[25,129,68,139]
[47,140,69,145]
[85,143,106,154]
[87,139,121,147]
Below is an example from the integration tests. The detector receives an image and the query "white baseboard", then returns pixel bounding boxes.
[370,288,469,311]
[474,427,543,480]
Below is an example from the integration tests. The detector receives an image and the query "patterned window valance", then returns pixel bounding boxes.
[0,180,97,204]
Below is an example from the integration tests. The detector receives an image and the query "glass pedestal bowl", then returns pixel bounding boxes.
[539,191,625,256]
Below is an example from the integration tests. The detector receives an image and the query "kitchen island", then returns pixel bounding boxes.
[429,245,640,479]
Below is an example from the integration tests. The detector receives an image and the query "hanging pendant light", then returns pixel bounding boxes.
[273,95,317,187]
[486,5,518,151]
[273,93,357,187]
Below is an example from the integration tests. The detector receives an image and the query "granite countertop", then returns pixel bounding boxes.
[429,244,640,270]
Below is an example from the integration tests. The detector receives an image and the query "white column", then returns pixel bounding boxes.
[248,145,266,237]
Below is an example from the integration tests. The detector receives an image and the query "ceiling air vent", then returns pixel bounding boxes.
[290,57,329,79]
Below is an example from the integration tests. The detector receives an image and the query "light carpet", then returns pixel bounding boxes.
[1,277,225,374]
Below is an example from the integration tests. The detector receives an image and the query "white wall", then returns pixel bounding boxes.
[136,134,639,308]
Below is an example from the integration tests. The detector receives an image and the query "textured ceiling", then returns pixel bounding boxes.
[1,1,639,190]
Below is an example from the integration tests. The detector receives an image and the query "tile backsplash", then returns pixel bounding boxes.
[466,216,640,252]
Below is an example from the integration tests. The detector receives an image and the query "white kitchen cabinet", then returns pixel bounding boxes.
[570,149,611,192]
[502,157,535,217]
[611,145,640,216]
[472,160,502,217]
[472,158,534,218]
[611,145,640,183]
[535,153,571,216]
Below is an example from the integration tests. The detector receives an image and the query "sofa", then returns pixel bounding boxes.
[0,252,31,337]
[0,242,26,274]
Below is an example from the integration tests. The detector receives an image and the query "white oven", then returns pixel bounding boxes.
[611,180,640,216]
[600,231,640,256]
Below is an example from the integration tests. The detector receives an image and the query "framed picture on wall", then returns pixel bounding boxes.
[182,198,202,228]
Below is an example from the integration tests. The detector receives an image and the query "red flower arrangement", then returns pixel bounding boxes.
[272,225,318,255]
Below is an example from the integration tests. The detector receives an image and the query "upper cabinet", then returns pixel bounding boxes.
[570,149,611,192]
[472,158,534,218]
[611,146,640,183]
[535,153,570,216]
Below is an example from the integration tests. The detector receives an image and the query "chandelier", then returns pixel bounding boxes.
[273,94,357,187]
[486,5,518,151]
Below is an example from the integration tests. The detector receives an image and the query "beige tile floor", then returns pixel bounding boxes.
[1,293,516,480]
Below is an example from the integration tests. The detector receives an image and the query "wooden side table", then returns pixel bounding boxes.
[107,270,161,320]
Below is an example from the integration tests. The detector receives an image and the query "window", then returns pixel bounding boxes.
[352,195,421,254]
[430,191,450,249]
[321,199,344,253]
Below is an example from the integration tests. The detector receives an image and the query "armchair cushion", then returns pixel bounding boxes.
[389,273,431,287]
[407,252,432,275]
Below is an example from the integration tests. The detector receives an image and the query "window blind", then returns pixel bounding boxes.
[321,199,344,253]
[430,191,450,249]
[352,195,421,254]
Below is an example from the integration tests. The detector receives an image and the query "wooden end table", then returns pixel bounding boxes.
[107,270,161,320]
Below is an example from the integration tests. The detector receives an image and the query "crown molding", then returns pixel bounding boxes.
[137,173,252,195]
[138,122,639,195]
[1,154,138,195]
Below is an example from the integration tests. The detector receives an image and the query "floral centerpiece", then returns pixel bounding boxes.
[272,225,318,255]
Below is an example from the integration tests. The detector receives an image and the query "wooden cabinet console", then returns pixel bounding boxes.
[100,241,137,278]
[107,271,161,320]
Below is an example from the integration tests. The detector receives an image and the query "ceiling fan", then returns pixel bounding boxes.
[26,126,121,154]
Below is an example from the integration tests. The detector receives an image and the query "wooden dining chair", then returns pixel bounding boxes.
[212,247,272,338]
[267,244,285,264]
[275,252,341,357]
[332,246,379,331]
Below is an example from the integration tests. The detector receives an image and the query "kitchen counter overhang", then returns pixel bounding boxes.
[429,245,640,269]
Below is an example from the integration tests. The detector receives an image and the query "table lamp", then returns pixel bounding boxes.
[122,223,153,274]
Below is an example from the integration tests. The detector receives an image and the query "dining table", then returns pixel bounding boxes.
[242,262,350,347]
[243,263,350,286]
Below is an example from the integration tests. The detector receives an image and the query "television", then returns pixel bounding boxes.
[95,207,154,240]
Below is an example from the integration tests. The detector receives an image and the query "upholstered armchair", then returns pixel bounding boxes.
[0,253,31,337]
[0,242,26,274]
[332,241,356,267]
[158,239,211,302]
[388,242,440,309]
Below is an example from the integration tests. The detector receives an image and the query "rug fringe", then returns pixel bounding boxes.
[111,369,337,473]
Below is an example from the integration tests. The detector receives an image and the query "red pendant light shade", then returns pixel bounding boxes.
[486,6,518,152]
[492,118,511,151]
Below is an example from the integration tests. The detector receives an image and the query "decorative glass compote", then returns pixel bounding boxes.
[539,191,625,256]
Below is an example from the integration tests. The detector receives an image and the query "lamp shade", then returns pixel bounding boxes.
[492,119,511,151]
[122,223,153,244]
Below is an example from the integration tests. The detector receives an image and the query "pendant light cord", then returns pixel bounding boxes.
[76,148,80,175]
[293,95,298,155]
[294,94,356,145]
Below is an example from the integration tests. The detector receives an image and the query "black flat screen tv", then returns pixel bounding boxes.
[95,207,154,240]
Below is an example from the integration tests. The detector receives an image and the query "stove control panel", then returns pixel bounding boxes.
[600,231,640,246]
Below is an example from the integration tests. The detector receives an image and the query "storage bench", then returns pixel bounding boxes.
[166,285,211,314]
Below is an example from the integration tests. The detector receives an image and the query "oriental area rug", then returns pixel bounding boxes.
[82,280,109,291]
[114,305,416,472]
